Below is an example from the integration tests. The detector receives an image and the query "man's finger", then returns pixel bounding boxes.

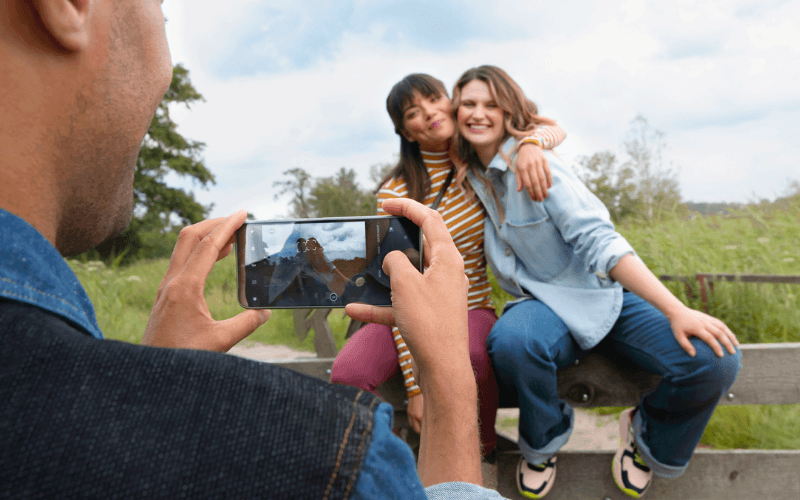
[215,309,271,351]
[380,199,454,257]
[382,250,420,292]
[422,235,432,268]
[182,210,248,288]
[345,303,395,326]
[161,217,227,292]
[170,217,226,267]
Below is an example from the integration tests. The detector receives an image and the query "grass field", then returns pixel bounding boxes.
[69,198,800,449]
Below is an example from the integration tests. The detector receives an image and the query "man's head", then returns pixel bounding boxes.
[0,0,172,256]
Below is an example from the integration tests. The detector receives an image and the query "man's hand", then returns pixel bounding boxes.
[345,198,470,374]
[514,142,552,201]
[142,210,270,351]
[345,198,482,488]
[407,393,424,433]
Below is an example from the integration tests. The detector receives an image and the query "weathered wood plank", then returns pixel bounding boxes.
[556,343,800,407]
[266,358,409,425]
[496,449,800,500]
[661,273,800,284]
[266,343,800,408]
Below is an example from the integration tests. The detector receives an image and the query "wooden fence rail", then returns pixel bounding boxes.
[270,343,800,499]
[660,273,800,311]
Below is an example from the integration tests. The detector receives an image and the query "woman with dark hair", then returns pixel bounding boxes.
[331,73,566,460]
[451,65,741,499]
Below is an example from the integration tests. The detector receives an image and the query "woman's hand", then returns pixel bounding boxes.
[407,393,424,433]
[514,142,552,202]
[667,305,739,358]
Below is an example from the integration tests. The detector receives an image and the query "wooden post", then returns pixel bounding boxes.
[292,308,337,358]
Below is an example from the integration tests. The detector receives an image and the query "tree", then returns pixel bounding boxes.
[273,168,314,218]
[311,168,377,217]
[577,151,637,222]
[272,167,378,218]
[90,64,214,262]
[576,116,681,222]
[623,115,681,220]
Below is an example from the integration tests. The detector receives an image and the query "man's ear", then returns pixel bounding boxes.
[32,0,92,52]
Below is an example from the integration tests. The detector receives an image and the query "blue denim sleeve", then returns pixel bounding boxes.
[351,402,428,500]
[542,158,635,278]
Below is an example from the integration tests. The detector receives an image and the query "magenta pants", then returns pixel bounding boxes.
[330,308,500,455]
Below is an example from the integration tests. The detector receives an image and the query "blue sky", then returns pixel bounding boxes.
[162,0,800,219]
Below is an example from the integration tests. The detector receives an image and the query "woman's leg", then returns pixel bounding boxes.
[467,308,500,457]
[487,300,580,465]
[330,323,398,396]
[596,291,742,478]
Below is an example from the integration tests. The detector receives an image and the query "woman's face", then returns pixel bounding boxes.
[457,79,506,162]
[401,90,454,152]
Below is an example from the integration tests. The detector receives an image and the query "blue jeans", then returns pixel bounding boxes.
[488,292,742,478]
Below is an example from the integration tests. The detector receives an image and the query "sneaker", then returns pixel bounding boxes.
[613,408,653,498]
[517,455,556,499]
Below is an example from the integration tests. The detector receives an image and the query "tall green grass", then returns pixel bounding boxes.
[69,198,800,449]
[68,257,353,351]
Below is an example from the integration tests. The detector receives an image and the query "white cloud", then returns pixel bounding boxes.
[162,0,800,218]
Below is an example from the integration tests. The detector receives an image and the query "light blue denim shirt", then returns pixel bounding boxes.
[467,138,636,349]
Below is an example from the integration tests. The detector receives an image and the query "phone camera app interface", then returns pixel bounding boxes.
[240,218,419,308]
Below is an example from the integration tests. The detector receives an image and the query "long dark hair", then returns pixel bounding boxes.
[380,74,449,203]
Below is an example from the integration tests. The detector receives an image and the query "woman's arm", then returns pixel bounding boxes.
[609,254,739,357]
[513,124,567,201]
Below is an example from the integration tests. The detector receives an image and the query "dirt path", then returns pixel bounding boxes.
[228,341,317,361]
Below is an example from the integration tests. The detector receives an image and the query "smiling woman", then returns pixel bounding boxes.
[452,65,742,499]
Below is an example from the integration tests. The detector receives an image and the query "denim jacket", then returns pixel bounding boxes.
[1,208,507,500]
[467,138,636,349]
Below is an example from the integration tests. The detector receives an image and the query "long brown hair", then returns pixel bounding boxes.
[380,74,449,203]
[451,66,556,219]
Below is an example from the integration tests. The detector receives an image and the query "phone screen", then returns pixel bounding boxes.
[236,216,422,308]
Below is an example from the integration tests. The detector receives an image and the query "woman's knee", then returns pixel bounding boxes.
[678,341,742,393]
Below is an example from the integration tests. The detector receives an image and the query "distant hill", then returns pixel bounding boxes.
[683,201,745,216]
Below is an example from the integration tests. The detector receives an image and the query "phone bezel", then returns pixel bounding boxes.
[236,215,423,309]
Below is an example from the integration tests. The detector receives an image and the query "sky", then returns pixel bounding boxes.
[161,0,800,220]
[256,221,366,261]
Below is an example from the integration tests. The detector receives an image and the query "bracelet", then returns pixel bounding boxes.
[519,135,542,148]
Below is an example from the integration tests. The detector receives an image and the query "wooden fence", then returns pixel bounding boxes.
[273,273,800,499]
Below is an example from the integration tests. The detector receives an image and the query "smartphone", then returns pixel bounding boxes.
[236,216,423,309]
